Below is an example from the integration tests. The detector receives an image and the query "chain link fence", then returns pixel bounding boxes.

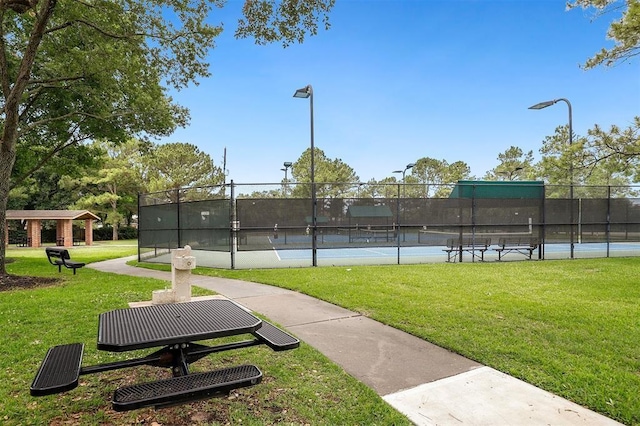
[138,181,640,268]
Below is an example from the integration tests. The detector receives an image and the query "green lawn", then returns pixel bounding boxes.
[195,258,640,426]
[0,246,409,426]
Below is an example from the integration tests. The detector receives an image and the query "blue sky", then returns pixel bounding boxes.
[160,0,640,184]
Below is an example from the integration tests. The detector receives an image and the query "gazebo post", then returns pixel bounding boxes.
[84,219,93,246]
[55,219,73,247]
[27,220,40,247]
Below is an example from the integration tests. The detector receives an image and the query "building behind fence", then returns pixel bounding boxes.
[138,181,640,269]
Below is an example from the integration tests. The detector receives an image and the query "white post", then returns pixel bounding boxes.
[171,245,195,302]
[151,245,196,304]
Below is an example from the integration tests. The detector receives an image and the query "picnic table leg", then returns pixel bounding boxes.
[171,345,190,376]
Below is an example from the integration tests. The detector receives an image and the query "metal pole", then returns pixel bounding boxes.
[402,169,407,242]
[606,185,611,257]
[397,183,401,265]
[309,87,317,267]
[176,188,181,249]
[529,98,574,259]
[137,193,141,263]
[293,84,317,266]
[230,180,235,270]
[559,98,574,259]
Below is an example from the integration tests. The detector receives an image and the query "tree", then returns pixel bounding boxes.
[535,122,637,197]
[537,125,582,192]
[484,146,535,181]
[570,118,639,197]
[569,0,640,68]
[72,139,147,240]
[144,142,224,195]
[580,117,640,180]
[0,0,334,275]
[360,177,400,199]
[412,157,472,197]
[9,142,104,210]
[290,147,359,198]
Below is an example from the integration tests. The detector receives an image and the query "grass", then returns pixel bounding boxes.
[191,258,640,426]
[0,245,409,426]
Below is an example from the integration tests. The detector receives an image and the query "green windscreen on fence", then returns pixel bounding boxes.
[137,183,640,268]
[449,180,545,199]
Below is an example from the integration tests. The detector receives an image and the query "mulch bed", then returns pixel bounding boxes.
[0,274,59,291]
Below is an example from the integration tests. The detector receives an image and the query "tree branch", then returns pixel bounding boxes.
[18,109,136,136]
[0,8,10,98]
[10,128,90,188]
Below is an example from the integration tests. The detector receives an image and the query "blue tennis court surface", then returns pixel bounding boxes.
[274,242,640,262]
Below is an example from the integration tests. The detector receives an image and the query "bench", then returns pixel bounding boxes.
[494,237,539,261]
[112,365,263,411]
[253,320,300,351]
[45,247,85,274]
[443,237,491,262]
[30,343,84,396]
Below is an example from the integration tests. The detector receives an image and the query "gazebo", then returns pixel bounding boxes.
[4,210,100,248]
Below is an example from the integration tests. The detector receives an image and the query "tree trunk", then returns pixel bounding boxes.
[0,0,57,276]
[0,146,17,276]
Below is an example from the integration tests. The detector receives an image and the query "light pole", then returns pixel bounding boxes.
[393,163,415,242]
[293,84,317,266]
[393,163,415,197]
[281,161,292,197]
[529,98,574,258]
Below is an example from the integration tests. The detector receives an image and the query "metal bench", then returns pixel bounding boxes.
[45,247,85,274]
[494,237,539,261]
[30,343,84,396]
[253,320,300,351]
[443,237,491,262]
[112,365,263,411]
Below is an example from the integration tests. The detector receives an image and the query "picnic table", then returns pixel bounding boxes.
[31,299,299,411]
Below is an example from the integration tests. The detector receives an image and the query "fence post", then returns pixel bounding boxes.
[137,193,141,263]
[606,185,611,257]
[176,188,181,249]
[397,183,401,265]
[230,180,236,270]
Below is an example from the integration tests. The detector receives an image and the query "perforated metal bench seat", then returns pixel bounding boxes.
[112,364,263,411]
[253,321,300,351]
[31,343,84,396]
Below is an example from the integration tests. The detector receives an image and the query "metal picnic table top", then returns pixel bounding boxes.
[97,299,263,352]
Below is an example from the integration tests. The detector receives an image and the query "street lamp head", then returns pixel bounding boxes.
[406,163,416,170]
[528,100,557,110]
[283,161,292,168]
[293,85,312,98]
[393,170,403,174]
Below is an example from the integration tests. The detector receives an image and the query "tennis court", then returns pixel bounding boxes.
[274,241,640,261]
[142,239,640,270]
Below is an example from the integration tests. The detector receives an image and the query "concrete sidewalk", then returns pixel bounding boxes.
[89,257,621,425]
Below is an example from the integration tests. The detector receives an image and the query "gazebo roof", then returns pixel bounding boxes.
[6,210,100,221]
